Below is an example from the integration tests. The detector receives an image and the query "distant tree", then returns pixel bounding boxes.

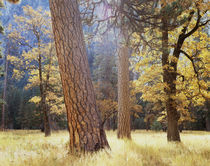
[0,0,14,131]
[8,6,54,136]
[92,38,118,129]
[0,2,5,131]
[151,120,162,131]
[0,48,8,131]
[92,35,142,132]
[117,31,131,139]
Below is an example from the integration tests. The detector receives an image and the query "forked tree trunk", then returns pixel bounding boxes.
[49,0,109,153]
[117,33,131,139]
[162,4,208,139]
[161,17,180,142]
[0,55,8,131]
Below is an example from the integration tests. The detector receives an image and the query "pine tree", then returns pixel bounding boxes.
[49,0,109,153]
[117,29,131,139]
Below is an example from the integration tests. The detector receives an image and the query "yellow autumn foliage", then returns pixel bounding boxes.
[132,1,209,124]
[7,6,65,116]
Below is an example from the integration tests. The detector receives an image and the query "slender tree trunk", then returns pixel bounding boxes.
[49,0,109,153]
[117,31,131,139]
[42,46,54,136]
[161,17,180,142]
[38,50,51,137]
[0,55,8,131]
[42,96,51,136]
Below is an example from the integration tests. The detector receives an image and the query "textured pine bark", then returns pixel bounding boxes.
[117,37,131,139]
[161,17,180,142]
[49,0,109,153]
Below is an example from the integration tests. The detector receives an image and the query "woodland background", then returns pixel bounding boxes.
[0,0,209,133]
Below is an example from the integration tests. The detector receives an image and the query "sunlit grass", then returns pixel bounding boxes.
[0,130,210,166]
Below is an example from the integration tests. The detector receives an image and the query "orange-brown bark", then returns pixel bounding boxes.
[49,0,109,153]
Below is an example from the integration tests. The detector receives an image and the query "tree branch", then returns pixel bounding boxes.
[180,50,198,76]
[183,8,205,39]
[180,50,208,99]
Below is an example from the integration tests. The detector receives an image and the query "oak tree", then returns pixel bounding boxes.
[8,6,53,136]
[132,0,209,141]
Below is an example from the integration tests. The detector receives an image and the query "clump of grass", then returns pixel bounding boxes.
[0,130,209,166]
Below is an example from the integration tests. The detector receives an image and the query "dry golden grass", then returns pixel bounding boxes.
[0,130,210,166]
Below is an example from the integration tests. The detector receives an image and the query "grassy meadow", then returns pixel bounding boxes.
[0,130,210,166]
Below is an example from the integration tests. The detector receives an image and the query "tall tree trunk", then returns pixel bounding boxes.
[117,32,131,139]
[161,2,205,141]
[0,55,8,131]
[49,0,109,153]
[161,17,180,142]
[42,46,54,136]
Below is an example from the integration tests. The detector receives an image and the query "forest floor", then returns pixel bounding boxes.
[0,130,210,166]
